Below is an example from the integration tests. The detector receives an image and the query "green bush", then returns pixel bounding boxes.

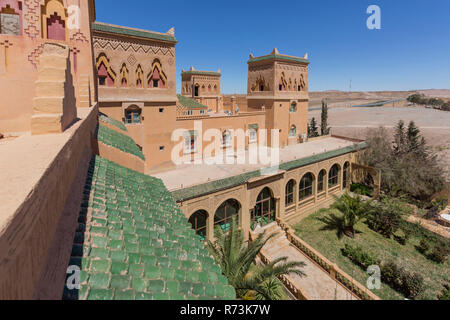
[350,183,373,197]
[342,244,377,269]
[430,245,450,264]
[381,261,425,299]
[438,283,450,300]
[367,197,411,238]
[417,238,430,255]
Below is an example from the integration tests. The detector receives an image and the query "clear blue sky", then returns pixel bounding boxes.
[95,0,450,94]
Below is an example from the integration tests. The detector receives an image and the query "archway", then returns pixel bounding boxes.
[299,173,315,201]
[252,187,276,230]
[214,199,241,233]
[285,179,296,207]
[189,210,208,240]
[318,169,327,193]
[329,164,341,188]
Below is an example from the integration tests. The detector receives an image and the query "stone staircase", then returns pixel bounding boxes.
[254,222,358,300]
[77,74,91,108]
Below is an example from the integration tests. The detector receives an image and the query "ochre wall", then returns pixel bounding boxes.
[0,0,96,134]
[0,105,98,300]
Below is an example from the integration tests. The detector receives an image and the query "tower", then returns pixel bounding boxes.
[247,48,309,147]
[181,67,222,113]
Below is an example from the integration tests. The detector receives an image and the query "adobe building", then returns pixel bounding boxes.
[0,0,380,300]
[181,67,223,113]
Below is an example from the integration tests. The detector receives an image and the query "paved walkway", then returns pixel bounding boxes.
[257,224,358,300]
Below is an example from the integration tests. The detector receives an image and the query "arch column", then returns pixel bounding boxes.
[207,213,214,241]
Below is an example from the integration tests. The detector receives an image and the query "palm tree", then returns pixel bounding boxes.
[329,192,374,238]
[207,218,306,300]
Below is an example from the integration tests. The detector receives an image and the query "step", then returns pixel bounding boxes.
[37,67,66,81]
[39,55,68,69]
[33,96,64,113]
[35,81,65,97]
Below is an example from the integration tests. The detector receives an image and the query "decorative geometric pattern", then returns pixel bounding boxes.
[127,54,137,66]
[27,43,45,68]
[94,38,175,57]
[23,0,40,39]
[70,31,89,43]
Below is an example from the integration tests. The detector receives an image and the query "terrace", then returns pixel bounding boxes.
[153,136,364,195]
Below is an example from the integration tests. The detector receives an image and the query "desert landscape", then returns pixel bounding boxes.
[308,89,450,179]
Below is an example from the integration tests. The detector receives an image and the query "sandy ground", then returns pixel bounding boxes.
[309,106,450,179]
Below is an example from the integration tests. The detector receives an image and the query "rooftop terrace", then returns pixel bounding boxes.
[152,137,365,200]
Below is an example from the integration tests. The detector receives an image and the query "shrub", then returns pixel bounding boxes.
[430,245,450,264]
[438,283,450,300]
[342,244,377,269]
[367,197,411,238]
[417,238,430,255]
[402,273,425,300]
[381,261,425,299]
[394,229,408,245]
[351,183,373,197]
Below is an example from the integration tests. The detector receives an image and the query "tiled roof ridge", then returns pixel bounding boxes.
[92,22,177,43]
[177,95,209,110]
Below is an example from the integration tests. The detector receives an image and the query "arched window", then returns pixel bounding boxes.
[0,2,22,35]
[329,164,340,188]
[285,180,296,207]
[289,125,297,137]
[136,65,144,88]
[290,102,297,113]
[124,105,141,124]
[194,84,199,97]
[222,130,231,146]
[318,169,327,193]
[299,74,306,91]
[288,78,292,91]
[252,188,276,229]
[189,210,208,240]
[215,199,241,233]
[299,173,315,200]
[96,53,116,87]
[119,64,129,87]
[208,84,212,92]
[279,73,287,91]
[42,0,67,41]
[147,59,166,88]
[214,84,218,92]
[343,162,351,189]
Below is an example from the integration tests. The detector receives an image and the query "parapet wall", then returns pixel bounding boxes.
[95,140,145,173]
[0,105,98,299]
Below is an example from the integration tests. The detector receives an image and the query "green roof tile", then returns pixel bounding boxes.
[177,94,208,109]
[99,113,128,132]
[63,155,235,300]
[92,22,177,43]
[96,124,145,160]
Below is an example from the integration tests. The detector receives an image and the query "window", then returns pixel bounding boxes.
[200,110,206,115]
[148,59,166,88]
[252,188,276,230]
[290,102,297,113]
[329,164,340,188]
[289,125,297,137]
[124,105,141,124]
[194,85,199,97]
[318,169,326,193]
[159,108,164,113]
[215,199,240,233]
[184,132,197,154]
[42,0,67,41]
[249,124,258,143]
[299,173,315,200]
[222,130,231,147]
[285,180,295,207]
[159,146,165,151]
[0,3,21,35]
[279,73,287,91]
[189,210,208,240]
[343,162,351,189]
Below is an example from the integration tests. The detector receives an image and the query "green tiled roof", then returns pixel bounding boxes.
[63,156,236,300]
[97,124,145,161]
[177,94,208,109]
[92,22,177,43]
[181,70,221,76]
[172,142,368,202]
[248,54,309,64]
[99,113,128,132]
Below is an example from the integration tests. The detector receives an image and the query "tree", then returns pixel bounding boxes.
[324,192,374,238]
[361,125,445,204]
[207,218,306,300]
[308,117,319,138]
[320,100,330,136]
[407,121,426,156]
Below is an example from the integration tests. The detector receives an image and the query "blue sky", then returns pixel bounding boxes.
[95,0,450,93]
